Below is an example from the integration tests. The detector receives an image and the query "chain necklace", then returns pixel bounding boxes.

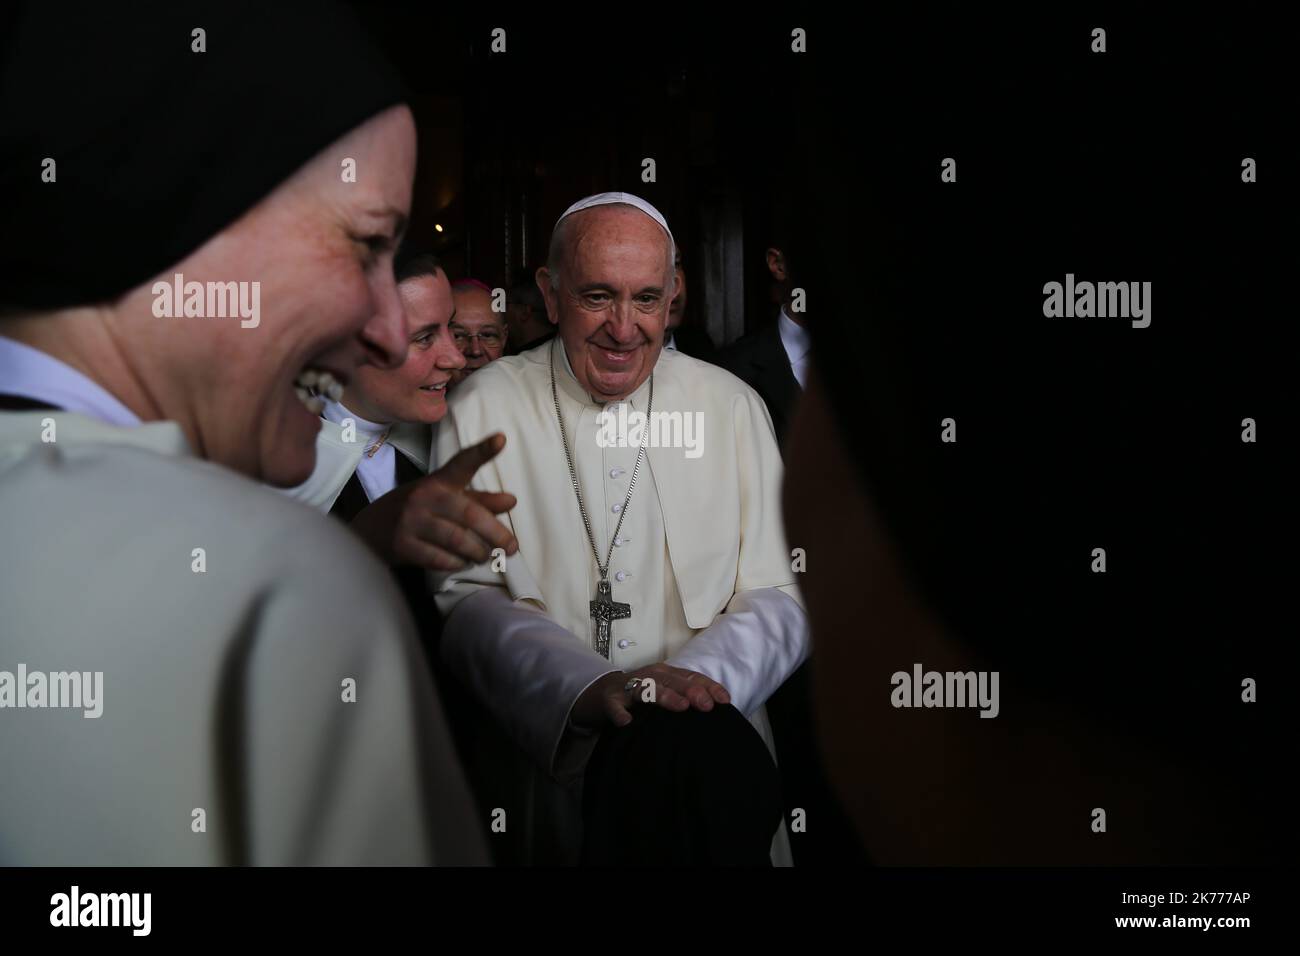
[364,428,392,458]
[549,338,653,658]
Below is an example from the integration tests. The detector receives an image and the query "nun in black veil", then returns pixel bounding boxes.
[0,2,488,864]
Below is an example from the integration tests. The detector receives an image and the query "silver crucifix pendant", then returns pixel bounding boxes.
[589,577,631,659]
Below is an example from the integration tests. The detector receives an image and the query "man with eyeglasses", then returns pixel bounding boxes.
[449,279,509,386]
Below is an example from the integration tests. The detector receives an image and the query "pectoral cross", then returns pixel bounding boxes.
[590,577,631,659]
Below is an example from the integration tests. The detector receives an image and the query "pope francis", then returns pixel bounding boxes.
[433,193,810,864]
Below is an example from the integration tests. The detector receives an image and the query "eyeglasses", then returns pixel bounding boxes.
[452,329,504,348]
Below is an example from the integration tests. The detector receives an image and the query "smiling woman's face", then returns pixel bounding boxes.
[113,105,417,486]
[345,270,463,425]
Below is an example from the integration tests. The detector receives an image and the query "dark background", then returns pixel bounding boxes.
[801,7,1285,861]
[347,4,1285,863]
[353,7,812,348]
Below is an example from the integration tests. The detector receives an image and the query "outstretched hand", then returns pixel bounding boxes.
[350,433,518,569]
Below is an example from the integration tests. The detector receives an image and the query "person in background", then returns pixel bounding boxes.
[505,274,555,354]
[720,209,808,452]
[287,252,517,579]
[663,245,719,363]
[449,278,508,385]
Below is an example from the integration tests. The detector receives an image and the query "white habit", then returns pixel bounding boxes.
[433,339,810,861]
[282,399,432,512]
[0,337,485,865]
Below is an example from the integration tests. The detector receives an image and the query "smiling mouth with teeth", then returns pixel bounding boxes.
[294,367,345,415]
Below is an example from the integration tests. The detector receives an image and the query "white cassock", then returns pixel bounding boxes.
[433,339,810,864]
[282,399,432,512]
[0,336,484,865]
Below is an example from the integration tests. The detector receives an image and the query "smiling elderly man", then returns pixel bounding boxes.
[433,192,809,865]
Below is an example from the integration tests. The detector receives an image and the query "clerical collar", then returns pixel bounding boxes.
[0,336,142,427]
[552,338,654,409]
[322,399,388,439]
[322,397,432,469]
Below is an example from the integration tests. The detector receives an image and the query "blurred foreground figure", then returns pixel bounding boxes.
[785,135,1270,865]
[0,1,485,865]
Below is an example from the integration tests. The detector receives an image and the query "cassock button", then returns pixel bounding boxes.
[618,639,630,650]
[613,537,623,547]
[615,571,627,582]
[610,467,625,479]
[612,503,622,513]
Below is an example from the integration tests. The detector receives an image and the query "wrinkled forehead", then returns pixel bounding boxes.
[565,206,674,283]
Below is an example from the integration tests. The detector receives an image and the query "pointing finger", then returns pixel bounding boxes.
[466,489,517,514]
[436,433,506,488]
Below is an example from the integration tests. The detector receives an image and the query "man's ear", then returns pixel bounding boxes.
[535,267,560,327]
[766,248,787,282]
